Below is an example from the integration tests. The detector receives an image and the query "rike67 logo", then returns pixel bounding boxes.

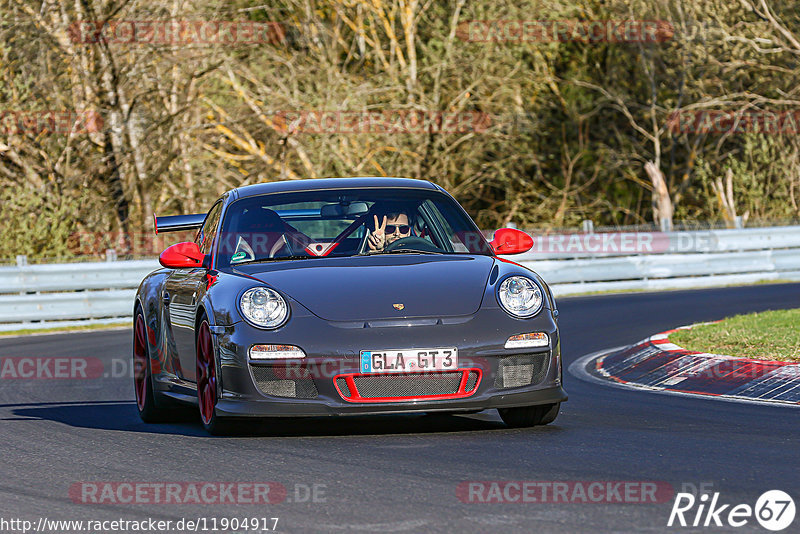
[668,489,795,531]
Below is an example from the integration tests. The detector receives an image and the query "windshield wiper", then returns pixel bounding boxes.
[232,255,319,265]
[384,248,443,255]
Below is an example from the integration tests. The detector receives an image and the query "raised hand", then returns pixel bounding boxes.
[367,215,387,251]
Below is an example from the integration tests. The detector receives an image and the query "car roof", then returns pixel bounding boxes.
[233,177,440,199]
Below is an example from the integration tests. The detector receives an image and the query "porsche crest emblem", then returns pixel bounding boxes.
[393,303,405,311]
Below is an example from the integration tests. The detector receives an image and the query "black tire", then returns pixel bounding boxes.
[133,309,169,423]
[201,410,238,436]
[498,403,560,428]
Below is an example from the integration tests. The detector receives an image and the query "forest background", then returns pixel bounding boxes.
[2,0,799,260]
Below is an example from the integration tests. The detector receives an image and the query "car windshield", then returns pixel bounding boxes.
[215,188,492,268]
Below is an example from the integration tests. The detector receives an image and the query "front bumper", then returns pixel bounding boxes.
[160,306,566,417]
[214,384,567,417]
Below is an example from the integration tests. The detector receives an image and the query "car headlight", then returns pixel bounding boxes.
[497,276,543,318]
[239,287,289,329]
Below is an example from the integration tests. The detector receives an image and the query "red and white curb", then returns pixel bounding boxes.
[571,324,800,405]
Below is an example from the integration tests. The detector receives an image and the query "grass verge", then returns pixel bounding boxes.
[669,309,800,363]
[0,321,131,338]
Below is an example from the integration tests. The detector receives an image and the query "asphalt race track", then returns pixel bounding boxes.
[1,283,799,533]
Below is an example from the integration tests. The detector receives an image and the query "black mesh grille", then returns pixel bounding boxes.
[251,365,318,398]
[495,353,550,389]
[465,371,479,392]
[335,377,351,397]
[351,372,463,398]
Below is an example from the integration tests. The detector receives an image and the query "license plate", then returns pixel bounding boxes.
[360,348,458,373]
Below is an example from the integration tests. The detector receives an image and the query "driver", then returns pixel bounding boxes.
[366,209,413,252]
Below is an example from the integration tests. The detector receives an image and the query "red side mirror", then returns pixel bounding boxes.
[490,228,534,255]
[159,242,205,268]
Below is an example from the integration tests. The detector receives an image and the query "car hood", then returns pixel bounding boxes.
[237,255,495,322]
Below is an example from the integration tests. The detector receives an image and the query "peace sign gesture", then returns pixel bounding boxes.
[367,215,387,251]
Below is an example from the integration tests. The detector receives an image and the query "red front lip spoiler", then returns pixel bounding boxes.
[333,368,482,403]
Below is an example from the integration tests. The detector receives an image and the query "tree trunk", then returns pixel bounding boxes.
[645,160,673,231]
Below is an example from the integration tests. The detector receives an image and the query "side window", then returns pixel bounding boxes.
[196,202,223,255]
[420,200,464,252]
[413,206,437,246]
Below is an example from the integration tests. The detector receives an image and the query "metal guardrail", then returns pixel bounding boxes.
[2,226,799,331]
[0,259,159,293]
[0,260,159,331]
[0,290,137,323]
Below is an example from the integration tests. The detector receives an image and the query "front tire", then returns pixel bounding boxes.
[196,319,234,435]
[498,403,560,428]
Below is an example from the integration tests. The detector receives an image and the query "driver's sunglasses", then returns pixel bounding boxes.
[386,224,411,234]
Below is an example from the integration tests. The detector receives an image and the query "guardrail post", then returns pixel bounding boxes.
[582,220,594,234]
[105,249,118,262]
[659,217,673,232]
[16,255,27,267]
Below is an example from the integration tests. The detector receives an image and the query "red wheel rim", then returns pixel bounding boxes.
[133,314,148,411]
[197,321,216,425]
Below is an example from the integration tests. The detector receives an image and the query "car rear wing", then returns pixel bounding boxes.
[153,213,206,234]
